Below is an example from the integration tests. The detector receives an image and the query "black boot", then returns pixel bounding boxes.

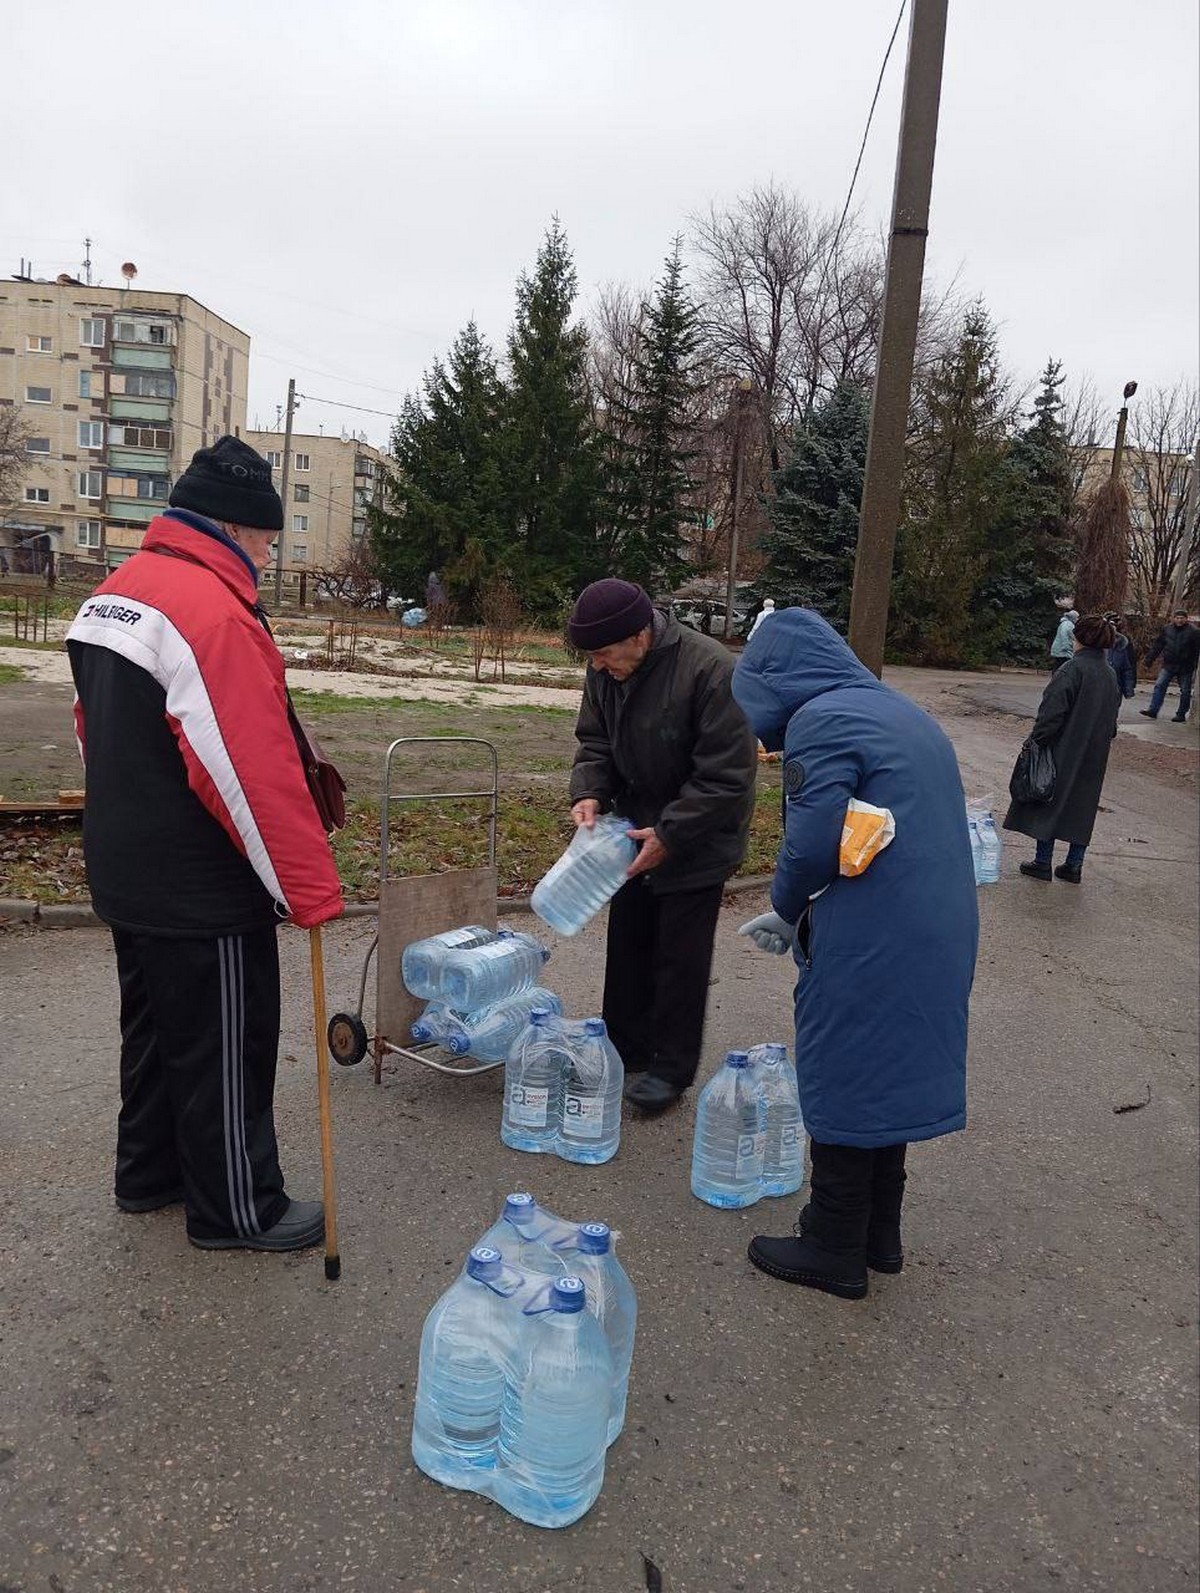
[867,1143,906,1272]
[747,1142,872,1299]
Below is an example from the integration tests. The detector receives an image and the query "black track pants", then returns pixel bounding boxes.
[111,927,288,1241]
[602,875,725,1088]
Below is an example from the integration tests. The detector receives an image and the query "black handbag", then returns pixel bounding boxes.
[1009,739,1056,805]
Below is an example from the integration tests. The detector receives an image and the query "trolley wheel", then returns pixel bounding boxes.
[327,1012,369,1068]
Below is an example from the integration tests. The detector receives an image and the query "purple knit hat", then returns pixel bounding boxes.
[567,579,654,650]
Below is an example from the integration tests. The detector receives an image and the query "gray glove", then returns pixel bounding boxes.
[737,910,796,955]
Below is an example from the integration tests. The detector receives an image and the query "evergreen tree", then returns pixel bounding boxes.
[761,380,870,629]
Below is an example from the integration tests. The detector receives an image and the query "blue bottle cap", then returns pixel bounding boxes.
[551,1276,586,1313]
[530,1006,553,1023]
[577,1222,611,1254]
[467,1245,503,1281]
[497,928,515,939]
[725,1050,751,1069]
[583,1018,607,1037]
[503,1193,535,1219]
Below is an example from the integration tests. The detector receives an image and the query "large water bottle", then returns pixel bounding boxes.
[442,930,550,1011]
[411,1245,515,1489]
[966,811,984,886]
[691,1051,768,1209]
[502,1007,565,1153]
[477,1192,569,1274]
[411,999,462,1047]
[747,1043,805,1198]
[494,1275,613,1529]
[556,1222,637,1446]
[978,812,1002,885]
[531,814,637,937]
[403,925,496,1000]
[443,988,563,1062]
[559,1019,624,1165]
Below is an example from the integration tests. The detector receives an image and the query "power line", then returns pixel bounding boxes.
[296,392,399,419]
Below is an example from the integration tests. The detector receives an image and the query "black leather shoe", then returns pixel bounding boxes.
[623,1074,685,1114]
[1019,862,1053,881]
[795,1202,902,1273]
[747,1234,868,1299]
[1138,709,1157,718]
[189,1198,325,1252]
[1054,863,1082,884]
[116,1186,184,1213]
[1171,714,1188,723]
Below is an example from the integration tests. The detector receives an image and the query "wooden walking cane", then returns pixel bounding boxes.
[309,925,341,1281]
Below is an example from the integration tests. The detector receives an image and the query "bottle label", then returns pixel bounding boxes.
[736,1131,766,1178]
[779,1124,800,1150]
[563,1093,604,1139]
[508,1085,550,1127]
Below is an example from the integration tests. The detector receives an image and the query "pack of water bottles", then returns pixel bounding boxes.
[402,925,556,1064]
[966,800,1002,886]
[502,1008,624,1164]
[411,1193,637,1529]
[691,1043,806,1209]
[531,812,636,936]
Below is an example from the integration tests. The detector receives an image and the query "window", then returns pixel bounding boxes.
[113,424,171,450]
[26,437,51,454]
[266,450,282,469]
[25,486,50,503]
[352,517,366,539]
[79,420,104,450]
[293,452,310,472]
[294,484,309,502]
[79,370,94,399]
[121,372,175,398]
[135,477,168,500]
[25,385,52,404]
[292,543,308,562]
[78,470,103,499]
[115,319,171,345]
[80,318,105,347]
[76,519,102,549]
[292,514,309,533]
[26,334,52,353]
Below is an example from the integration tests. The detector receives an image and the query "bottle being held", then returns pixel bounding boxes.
[403,925,496,1000]
[502,1007,566,1153]
[442,929,550,1011]
[691,1051,768,1209]
[444,988,563,1063]
[559,1019,624,1165]
[747,1043,805,1198]
[532,814,637,937]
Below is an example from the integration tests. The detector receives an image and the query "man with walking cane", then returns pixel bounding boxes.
[67,436,344,1253]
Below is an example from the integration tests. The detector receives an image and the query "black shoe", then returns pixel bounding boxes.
[116,1185,184,1213]
[795,1201,902,1273]
[1171,714,1188,723]
[1054,863,1082,884]
[747,1234,868,1299]
[188,1198,325,1253]
[1138,709,1157,718]
[1019,861,1053,881]
[623,1074,686,1114]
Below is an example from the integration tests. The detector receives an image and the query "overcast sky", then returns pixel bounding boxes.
[4,0,1197,451]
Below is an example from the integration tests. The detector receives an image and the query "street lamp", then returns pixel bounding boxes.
[1109,379,1138,480]
[724,377,754,640]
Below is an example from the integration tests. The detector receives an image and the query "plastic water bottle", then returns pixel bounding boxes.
[559,1019,624,1166]
[411,999,463,1047]
[411,1245,515,1488]
[442,930,550,1011]
[747,1043,805,1198]
[978,812,1002,884]
[443,988,563,1063]
[477,1192,568,1274]
[556,1223,637,1446]
[691,1051,768,1209]
[502,1007,565,1153]
[494,1275,613,1529]
[531,815,637,936]
[403,925,496,1000]
[966,811,983,885]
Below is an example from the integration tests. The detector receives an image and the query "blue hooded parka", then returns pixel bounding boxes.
[733,610,978,1148]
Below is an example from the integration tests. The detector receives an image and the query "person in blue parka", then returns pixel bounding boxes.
[732,609,979,1300]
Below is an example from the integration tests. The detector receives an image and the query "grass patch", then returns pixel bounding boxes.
[0,664,28,685]
[290,687,577,718]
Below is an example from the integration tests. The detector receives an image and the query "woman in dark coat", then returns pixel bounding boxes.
[1005,613,1121,884]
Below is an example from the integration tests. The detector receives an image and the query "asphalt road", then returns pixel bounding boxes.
[2,674,1197,1592]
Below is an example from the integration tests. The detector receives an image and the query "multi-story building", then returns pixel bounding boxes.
[243,429,387,582]
[0,271,248,572]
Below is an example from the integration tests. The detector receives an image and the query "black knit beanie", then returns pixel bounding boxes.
[567,579,654,650]
[1074,613,1115,651]
[169,436,284,531]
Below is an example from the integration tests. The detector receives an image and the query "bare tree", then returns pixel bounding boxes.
[1124,382,1199,616]
[1075,476,1132,615]
[1,405,36,510]
[477,573,522,683]
[314,534,387,610]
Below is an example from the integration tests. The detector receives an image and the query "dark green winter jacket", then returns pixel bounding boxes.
[569,612,758,893]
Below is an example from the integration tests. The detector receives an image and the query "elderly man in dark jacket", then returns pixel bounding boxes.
[567,578,758,1113]
[1140,608,1199,721]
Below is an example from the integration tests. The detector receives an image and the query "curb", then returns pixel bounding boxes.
[1,876,776,931]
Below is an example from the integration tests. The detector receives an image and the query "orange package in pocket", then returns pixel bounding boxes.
[840,799,896,877]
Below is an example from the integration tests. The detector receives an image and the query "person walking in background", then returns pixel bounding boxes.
[747,597,776,639]
[732,609,978,1301]
[1050,608,1078,673]
[1104,612,1137,701]
[1006,614,1121,885]
[1140,608,1199,722]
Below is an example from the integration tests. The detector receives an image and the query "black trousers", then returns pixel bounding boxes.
[111,926,288,1242]
[602,875,725,1088]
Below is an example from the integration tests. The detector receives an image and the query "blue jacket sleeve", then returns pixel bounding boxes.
[771,708,862,924]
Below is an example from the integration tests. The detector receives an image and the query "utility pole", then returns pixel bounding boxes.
[847,0,949,677]
[724,378,753,639]
[1109,380,1138,480]
[272,378,296,607]
[1170,437,1200,614]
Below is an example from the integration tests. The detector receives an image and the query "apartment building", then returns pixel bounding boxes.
[0,272,248,572]
[243,429,387,581]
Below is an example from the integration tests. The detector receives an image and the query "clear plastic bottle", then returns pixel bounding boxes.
[410,1245,515,1489]
[966,811,984,886]
[501,1007,566,1154]
[691,1051,768,1209]
[747,1043,805,1198]
[477,1192,569,1275]
[402,925,496,1000]
[410,999,462,1047]
[443,988,563,1063]
[531,814,637,937]
[978,812,1002,885]
[559,1018,624,1166]
[494,1275,613,1529]
[441,930,550,1011]
[556,1222,637,1446]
